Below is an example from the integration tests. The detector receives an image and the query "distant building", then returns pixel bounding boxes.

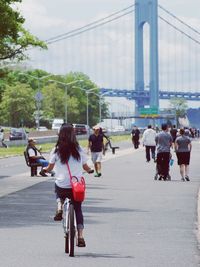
[187,108,200,128]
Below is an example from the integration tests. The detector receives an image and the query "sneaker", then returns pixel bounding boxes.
[98,173,102,177]
[185,176,190,181]
[50,171,55,177]
[54,210,63,221]
[39,170,48,177]
[181,177,185,181]
[77,237,86,247]
[163,176,167,181]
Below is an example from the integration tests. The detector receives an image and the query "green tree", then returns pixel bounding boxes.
[0,82,35,126]
[0,70,109,127]
[42,71,108,126]
[169,97,188,127]
[0,0,46,61]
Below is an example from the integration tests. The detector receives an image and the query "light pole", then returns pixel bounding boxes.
[92,92,109,123]
[19,73,53,129]
[49,80,83,123]
[73,86,98,127]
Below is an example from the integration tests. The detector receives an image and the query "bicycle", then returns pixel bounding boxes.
[103,137,119,155]
[0,140,8,148]
[63,198,76,257]
[62,169,94,257]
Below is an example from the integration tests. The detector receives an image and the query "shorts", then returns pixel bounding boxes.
[91,152,102,163]
[55,183,73,201]
[176,152,190,165]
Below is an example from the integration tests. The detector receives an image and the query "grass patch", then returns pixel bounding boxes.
[0,134,130,158]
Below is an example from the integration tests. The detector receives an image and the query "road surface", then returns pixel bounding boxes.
[0,140,200,266]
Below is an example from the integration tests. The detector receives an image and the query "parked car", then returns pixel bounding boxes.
[38,126,48,131]
[72,124,88,135]
[9,128,28,140]
[52,118,64,131]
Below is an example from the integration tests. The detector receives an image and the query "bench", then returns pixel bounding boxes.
[24,151,43,176]
[106,139,119,154]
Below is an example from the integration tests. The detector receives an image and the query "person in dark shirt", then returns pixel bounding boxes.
[131,125,140,149]
[155,123,173,180]
[88,125,104,177]
[170,125,178,148]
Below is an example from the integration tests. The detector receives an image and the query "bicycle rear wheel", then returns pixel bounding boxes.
[62,202,69,254]
[68,203,75,257]
[65,233,69,254]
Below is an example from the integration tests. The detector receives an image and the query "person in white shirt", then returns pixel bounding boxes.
[43,123,93,248]
[26,139,49,176]
[142,125,156,162]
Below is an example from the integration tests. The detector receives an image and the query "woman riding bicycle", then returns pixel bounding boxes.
[43,123,93,247]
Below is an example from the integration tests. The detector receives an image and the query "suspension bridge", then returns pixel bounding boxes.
[25,0,200,122]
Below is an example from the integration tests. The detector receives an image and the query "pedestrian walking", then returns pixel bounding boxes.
[174,128,192,181]
[142,125,156,162]
[88,125,104,177]
[170,125,178,148]
[131,125,140,149]
[155,123,173,180]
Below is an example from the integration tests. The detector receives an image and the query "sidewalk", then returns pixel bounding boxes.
[0,144,135,198]
[84,139,200,266]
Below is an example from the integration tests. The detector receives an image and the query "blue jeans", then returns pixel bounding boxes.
[36,158,49,167]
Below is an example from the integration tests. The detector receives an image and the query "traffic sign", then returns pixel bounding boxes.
[35,91,43,101]
[139,107,158,116]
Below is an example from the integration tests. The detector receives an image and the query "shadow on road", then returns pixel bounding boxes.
[0,175,9,180]
[76,252,134,259]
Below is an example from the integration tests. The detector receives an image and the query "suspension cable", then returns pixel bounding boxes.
[159,5,200,37]
[45,4,135,44]
[46,10,134,44]
[159,16,200,46]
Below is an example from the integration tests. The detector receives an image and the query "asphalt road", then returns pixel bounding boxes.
[0,140,200,267]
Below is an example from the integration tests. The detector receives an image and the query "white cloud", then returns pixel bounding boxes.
[18,0,65,37]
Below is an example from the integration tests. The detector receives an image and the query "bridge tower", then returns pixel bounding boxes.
[135,0,159,116]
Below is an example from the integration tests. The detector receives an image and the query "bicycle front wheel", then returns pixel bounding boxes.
[68,203,75,257]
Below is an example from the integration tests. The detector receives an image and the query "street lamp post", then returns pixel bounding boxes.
[86,88,98,127]
[49,80,83,123]
[92,92,109,123]
[72,86,98,127]
[19,73,53,129]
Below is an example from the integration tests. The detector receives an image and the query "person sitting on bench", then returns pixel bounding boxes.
[26,138,49,176]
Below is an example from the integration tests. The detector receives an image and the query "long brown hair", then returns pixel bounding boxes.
[55,123,80,163]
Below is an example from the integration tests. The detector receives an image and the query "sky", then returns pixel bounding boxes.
[16,0,200,114]
[18,0,200,38]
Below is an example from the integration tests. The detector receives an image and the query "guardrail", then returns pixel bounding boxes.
[5,131,129,147]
